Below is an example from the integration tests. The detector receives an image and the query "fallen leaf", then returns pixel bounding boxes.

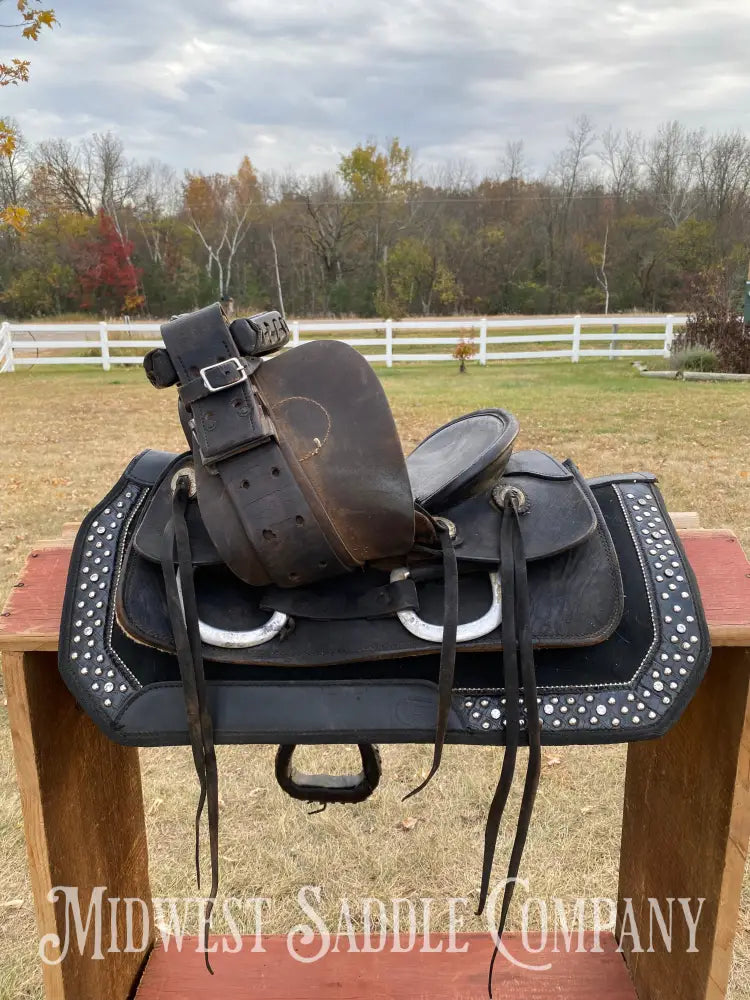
[581,805,594,815]
[1,900,23,909]
[545,755,562,767]
[399,817,418,831]
[147,798,163,815]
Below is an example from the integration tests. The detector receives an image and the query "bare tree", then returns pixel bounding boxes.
[499,139,527,182]
[694,129,750,226]
[35,132,147,216]
[598,127,641,201]
[641,120,697,227]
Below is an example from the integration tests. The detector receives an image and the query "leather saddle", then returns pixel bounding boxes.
[59,303,711,994]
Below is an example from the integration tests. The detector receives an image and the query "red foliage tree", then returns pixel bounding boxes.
[77,211,142,314]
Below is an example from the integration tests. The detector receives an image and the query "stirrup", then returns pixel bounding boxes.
[389,568,502,642]
[175,570,288,648]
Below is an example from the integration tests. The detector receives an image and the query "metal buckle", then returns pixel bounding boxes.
[389,568,502,643]
[199,357,248,393]
[175,570,288,648]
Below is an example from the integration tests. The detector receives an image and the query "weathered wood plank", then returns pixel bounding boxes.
[2,650,153,1000]
[618,646,750,1000]
[134,933,637,1000]
[2,527,748,651]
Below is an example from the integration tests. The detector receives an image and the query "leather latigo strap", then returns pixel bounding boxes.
[149,303,358,587]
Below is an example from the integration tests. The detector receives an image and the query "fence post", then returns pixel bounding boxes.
[99,321,110,372]
[664,314,674,359]
[291,320,300,347]
[385,319,393,368]
[571,315,581,363]
[479,317,488,366]
[609,322,619,361]
[0,321,14,373]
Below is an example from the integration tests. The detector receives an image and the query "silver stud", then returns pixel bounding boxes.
[71,651,78,660]
[551,696,559,705]
[681,591,689,598]
[490,708,501,719]
[687,655,695,664]
[664,667,672,675]
[585,694,594,703]
[480,698,489,707]
[632,716,640,724]
[472,711,480,719]
[543,704,554,715]
[679,668,687,676]
[560,705,568,714]
[686,615,694,623]
[578,706,586,714]
[94,667,102,676]
[664,616,672,624]
[673,605,682,613]
[653,680,664,691]
[637,702,645,710]
[590,716,599,724]
[91,682,99,691]
[661,592,670,599]
[672,654,681,663]
[568,717,577,725]
[482,721,490,730]
[104,698,112,708]
[662,695,671,705]
[80,667,88,675]
[676,623,686,634]
[690,635,698,644]
[596,705,606,716]
[464,699,473,708]
[553,719,561,728]
[73,635,80,643]
[612,718,620,728]
[660,653,668,662]
[96,526,106,535]
[119,683,128,692]
[607,696,616,705]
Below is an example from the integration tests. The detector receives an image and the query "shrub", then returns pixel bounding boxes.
[670,347,719,372]
[672,265,750,374]
[453,335,477,373]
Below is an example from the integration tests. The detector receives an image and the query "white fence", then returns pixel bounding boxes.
[0,314,686,372]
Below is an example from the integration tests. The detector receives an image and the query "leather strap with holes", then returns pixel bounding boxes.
[153,303,355,587]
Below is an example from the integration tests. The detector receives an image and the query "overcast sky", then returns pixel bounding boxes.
[4,0,750,178]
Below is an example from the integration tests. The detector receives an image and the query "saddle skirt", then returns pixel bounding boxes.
[58,303,711,994]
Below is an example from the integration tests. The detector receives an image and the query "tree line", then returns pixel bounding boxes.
[1,116,749,320]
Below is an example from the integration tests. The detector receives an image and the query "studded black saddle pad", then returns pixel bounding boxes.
[59,447,709,748]
[57,311,711,993]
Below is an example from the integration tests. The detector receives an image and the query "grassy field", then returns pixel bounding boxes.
[0,359,748,999]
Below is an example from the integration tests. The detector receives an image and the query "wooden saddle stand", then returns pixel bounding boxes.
[1,516,749,1000]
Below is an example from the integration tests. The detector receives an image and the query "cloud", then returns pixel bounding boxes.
[4,0,750,177]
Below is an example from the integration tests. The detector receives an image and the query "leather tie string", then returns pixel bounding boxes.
[403,519,459,800]
[160,477,220,972]
[475,492,542,999]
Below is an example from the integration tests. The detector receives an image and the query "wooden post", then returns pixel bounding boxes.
[664,314,675,359]
[479,317,488,366]
[2,650,153,1000]
[618,647,750,1000]
[609,322,619,361]
[1,320,15,372]
[99,322,110,372]
[385,318,393,368]
[571,314,582,363]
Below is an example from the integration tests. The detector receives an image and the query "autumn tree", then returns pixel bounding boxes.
[76,211,142,314]
[0,0,56,229]
[183,156,261,299]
